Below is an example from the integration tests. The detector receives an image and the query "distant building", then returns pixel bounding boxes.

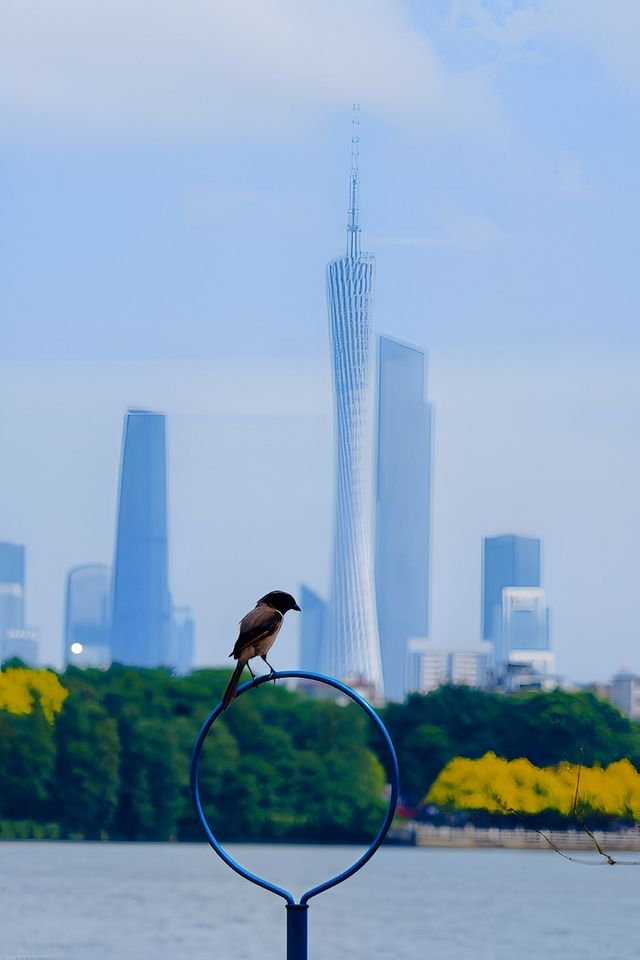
[0,541,38,666]
[3,627,39,667]
[168,605,195,675]
[482,534,543,679]
[323,119,383,696]
[64,564,111,669]
[375,335,432,702]
[0,542,25,657]
[610,669,640,719]
[482,535,540,640]
[500,586,554,677]
[450,650,489,688]
[111,410,171,667]
[299,584,325,674]
[406,639,488,695]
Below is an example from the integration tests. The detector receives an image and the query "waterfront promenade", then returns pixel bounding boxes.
[390,822,640,851]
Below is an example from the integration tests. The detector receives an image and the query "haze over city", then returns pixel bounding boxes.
[2,0,640,684]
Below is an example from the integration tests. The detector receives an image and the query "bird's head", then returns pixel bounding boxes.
[257,590,301,614]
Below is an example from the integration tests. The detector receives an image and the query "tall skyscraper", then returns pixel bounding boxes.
[64,563,111,668]
[501,586,549,652]
[0,542,25,648]
[0,542,38,666]
[482,534,551,681]
[482,534,540,642]
[168,605,195,675]
[323,111,384,696]
[500,586,555,682]
[299,584,325,674]
[375,336,432,701]
[111,410,171,667]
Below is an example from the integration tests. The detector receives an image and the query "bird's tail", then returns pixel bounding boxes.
[221,660,244,710]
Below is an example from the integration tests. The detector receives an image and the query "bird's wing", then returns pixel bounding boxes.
[231,607,282,659]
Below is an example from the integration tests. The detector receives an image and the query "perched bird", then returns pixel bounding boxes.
[221,590,301,710]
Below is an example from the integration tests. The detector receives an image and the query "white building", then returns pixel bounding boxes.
[406,639,489,695]
[610,669,640,719]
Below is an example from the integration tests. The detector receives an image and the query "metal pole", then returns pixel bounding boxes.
[286,904,308,960]
[191,670,399,959]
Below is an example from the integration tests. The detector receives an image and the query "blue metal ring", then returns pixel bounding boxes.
[190,669,399,906]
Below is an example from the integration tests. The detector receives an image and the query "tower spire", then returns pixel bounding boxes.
[347,103,361,258]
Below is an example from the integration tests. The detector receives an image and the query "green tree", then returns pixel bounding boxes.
[54,687,119,837]
[0,695,56,820]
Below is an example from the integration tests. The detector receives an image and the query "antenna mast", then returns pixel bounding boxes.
[347,103,361,258]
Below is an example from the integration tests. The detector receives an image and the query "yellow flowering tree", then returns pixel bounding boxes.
[426,752,640,820]
[0,667,68,723]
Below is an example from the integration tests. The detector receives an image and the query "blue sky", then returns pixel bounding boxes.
[1,0,640,682]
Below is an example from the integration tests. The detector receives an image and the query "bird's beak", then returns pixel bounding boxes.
[294,603,301,612]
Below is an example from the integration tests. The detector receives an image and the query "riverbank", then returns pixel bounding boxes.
[389,821,640,851]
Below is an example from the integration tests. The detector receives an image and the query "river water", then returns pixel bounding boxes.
[1,842,638,959]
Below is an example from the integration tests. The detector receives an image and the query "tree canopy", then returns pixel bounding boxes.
[0,664,386,842]
[377,684,640,805]
[2,668,639,839]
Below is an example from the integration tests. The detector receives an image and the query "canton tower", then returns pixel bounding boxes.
[324,109,384,697]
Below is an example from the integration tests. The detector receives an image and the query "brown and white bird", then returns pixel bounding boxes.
[221,590,301,710]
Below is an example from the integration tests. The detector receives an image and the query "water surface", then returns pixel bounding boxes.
[1,842,638,959]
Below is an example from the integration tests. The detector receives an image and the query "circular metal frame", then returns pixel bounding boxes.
[190,670,399,906]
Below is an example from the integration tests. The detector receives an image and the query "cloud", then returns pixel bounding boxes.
[0,0,497,138]
[448,0,640,94]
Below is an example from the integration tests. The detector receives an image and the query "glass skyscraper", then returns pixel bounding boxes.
[0,542,25,649]
[482,534,542,678]
[168,604,195,676]
[111,410,171,667]
[0,541,38,666]
[482,534,541,641]
[323,119,383,696]
[299,584,325,674]
[375,336,432,701]
[64,563,111,668]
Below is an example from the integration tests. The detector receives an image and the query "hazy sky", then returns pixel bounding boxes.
[2,0,640,682]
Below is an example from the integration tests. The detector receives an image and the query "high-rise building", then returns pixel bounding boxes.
[299,584,325,674]
[0,541,39,666]
[482,534,540,642]
[481,534,556,682]
[3,627,39,666]
[64,564,111,668]
[500,586,554,679]
[0,542,25,652]
[323,111,384,697]
[111,410,171,667]
[375,336,432,700]
[502,586,549,651]
[168,605,195,675]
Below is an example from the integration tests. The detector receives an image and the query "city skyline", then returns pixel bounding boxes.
[4,2,640,684]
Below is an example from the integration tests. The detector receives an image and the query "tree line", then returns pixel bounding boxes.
[1,664,639,840]
[0,663,386,841]
[379,684,640,809]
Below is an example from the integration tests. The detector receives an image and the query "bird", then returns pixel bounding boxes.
[221,590,301,710]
